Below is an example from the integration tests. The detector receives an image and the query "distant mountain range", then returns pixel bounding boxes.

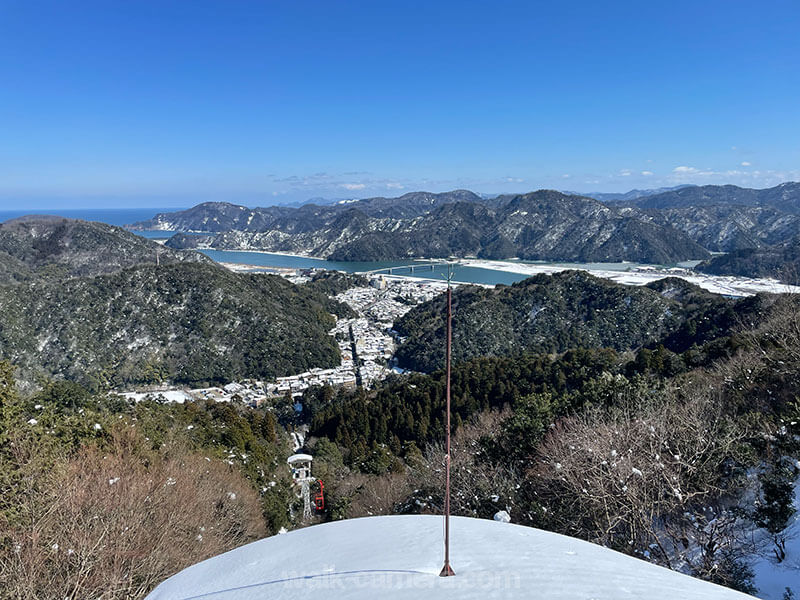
[130,182,800,279]
[616,182,800,257]
[611,182,800,212]
[133,190,709,264]
[574,184,695,203]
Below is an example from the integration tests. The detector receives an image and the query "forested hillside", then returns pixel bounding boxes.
[2,273,799,598]
[0,262,342,387]
[0,216,207,284]
[393,271,754,372]
[644,204,800,252]
[0,363,295,599]
[695,237,800,284]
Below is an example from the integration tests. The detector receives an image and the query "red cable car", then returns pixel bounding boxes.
[314,480,325,512]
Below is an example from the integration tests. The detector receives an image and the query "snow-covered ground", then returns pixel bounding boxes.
[463,260,800,297]
[145,515,756,600]
[118,390,195,404]
[751,480,800,600]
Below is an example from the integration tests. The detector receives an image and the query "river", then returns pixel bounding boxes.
[139,230,795,296]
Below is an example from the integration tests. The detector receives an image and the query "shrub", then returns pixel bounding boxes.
[1,425,266,600]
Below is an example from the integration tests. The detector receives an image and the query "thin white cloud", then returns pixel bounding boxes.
[273,173,334,186]
[561,174,570,179]
[385,182,404,189]
[341,183,366,190]
[619,169,632,176]
[641,171,653,176]
[664,165,799,187]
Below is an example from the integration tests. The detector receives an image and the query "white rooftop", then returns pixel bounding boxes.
[144,515,756,600]
[286,453,313,464]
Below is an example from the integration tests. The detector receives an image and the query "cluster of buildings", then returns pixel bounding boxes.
[336,276,447,324]
[332,277,451,384]
[341,316,395,386]
[265,276,441,394]
[119,381,269,407]
[119,274,452,407]
[265,366,357,399]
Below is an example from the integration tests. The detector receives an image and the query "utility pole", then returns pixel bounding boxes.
[440,262,456,577]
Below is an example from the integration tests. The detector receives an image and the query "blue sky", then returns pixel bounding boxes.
[1,0,799,208]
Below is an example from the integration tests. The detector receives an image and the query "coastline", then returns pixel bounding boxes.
[204,248,800,298]
[463,258,800,296]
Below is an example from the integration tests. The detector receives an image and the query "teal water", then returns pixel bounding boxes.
[0,208,673,287]
[199,249,527,285]
[198,249,651,287]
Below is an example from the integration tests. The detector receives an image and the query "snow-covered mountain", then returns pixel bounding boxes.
[145,515,756,600]
[575,185,695,203]
[154,191,708,263]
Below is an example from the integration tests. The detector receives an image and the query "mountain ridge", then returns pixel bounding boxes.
[132,182,800,274]
[0,216,209,284]
[148,190,710,264]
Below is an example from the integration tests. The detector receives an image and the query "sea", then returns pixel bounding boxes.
[0,207,179,228]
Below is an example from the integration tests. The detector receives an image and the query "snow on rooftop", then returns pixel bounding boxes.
[286,453,313,463]
[119,390,194,404]
[144,515,756,600]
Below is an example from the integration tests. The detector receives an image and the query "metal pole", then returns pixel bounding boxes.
[440,271,455,577]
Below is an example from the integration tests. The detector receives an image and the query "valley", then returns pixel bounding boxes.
[3,188,800,600]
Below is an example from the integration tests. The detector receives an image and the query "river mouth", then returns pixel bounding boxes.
[197,249,654,287]
[190,249,800,298]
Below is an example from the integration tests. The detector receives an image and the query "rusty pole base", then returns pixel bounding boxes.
[439,562,456,577]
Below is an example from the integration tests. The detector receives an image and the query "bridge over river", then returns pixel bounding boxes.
[359,259,460,277]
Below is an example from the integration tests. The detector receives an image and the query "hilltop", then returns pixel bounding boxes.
[144,515,756,600]
[131,190,485,232]
[695,236,800,284]
[578,184,695,203]
[0,262,343,387]
[612,182,800,213]
[0,215,207,284]
[0,217,350,387]
[393,270,745,372]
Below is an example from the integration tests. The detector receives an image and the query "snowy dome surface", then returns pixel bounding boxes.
[145,515,756,600]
